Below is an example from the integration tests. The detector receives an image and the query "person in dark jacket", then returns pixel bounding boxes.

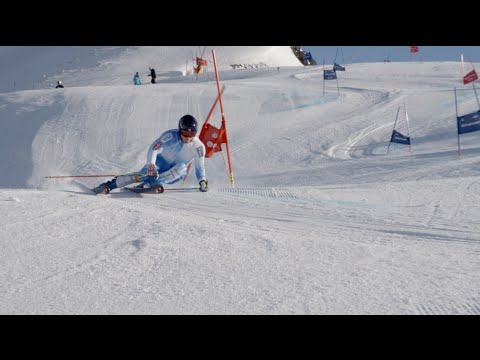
[148,67,157,84]
[56,81,64,88]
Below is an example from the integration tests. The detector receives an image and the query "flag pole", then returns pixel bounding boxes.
[404,101,413,153]
[454,86,461,157]
[202,84,225,128]
[336,72,340,95]
[212,49,234,188]
[386,106,401,155]
[323,57,325,96]
[466,56,480,109]
[472,82,480,111]
[472,82,480,110]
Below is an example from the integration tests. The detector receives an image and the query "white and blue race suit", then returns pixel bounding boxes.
[115,129,206,189]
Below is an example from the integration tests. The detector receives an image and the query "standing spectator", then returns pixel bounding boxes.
[148,67,157,84]
[133,72,141,85]
[56,81,64,88]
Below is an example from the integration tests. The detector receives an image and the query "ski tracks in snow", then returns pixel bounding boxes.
[325,87,404,160]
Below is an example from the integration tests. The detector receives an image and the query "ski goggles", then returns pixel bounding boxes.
[181,130,197,138]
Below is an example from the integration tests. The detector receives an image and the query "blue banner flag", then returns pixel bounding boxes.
[390,130,410,145]
[333,62,345,71]
[457,110,480,134]
[304,52,312,60]
[324,69,337,80]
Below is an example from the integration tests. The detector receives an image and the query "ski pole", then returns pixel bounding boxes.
[45,173,146,179]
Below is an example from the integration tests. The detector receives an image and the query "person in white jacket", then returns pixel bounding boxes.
[93,114,208,194]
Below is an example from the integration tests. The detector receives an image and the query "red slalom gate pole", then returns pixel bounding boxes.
[211,49,234,188]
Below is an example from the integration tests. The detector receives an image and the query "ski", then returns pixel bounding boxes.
[126,186,200,194]
[92,185,201,195]
[127,185,165,194]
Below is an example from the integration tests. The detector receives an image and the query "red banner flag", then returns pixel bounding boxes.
[196,57,207,67]
[410,46,419,53]
[463,69,478,85]
[199,123,226,158]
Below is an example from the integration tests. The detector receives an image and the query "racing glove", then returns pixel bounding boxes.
[199,180,209,192]
[147,163,159,178]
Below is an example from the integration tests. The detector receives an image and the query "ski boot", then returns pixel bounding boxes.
[129,182,164,194]
[92,179,117,195]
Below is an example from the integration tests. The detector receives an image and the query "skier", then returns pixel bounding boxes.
[133,72,141,85]
[56,81,64,88]
[93,114,209,194]
[148,67,156,84]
